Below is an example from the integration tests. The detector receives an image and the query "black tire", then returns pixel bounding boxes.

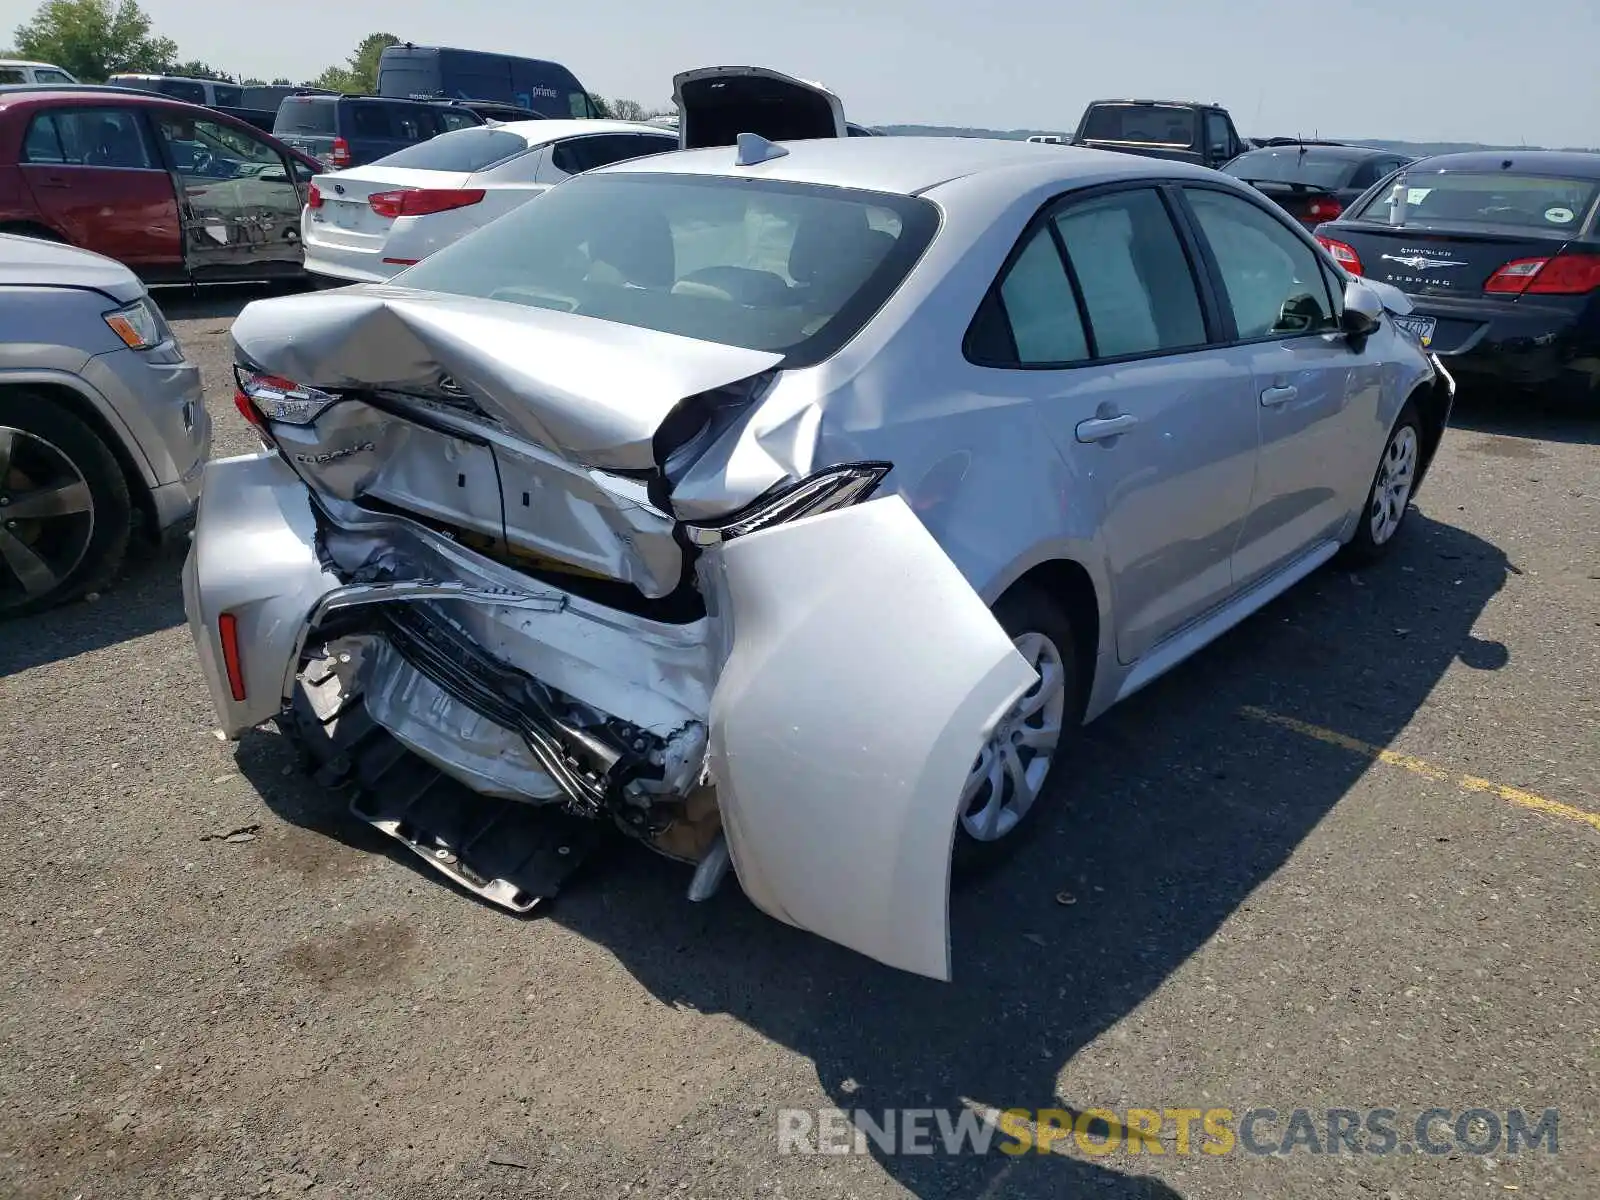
[951,584,1082,885]
[0,393,132,618]
[1341,399,1422,566]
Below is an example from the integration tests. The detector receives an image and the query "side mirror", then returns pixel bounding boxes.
[1341,279,1383,338]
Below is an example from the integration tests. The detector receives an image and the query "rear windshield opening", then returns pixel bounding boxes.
[374,127,528,171]
[274,99,336,135]
[395,172,939,367]
[1353,171,1600,231]
[1080,105,1197,147]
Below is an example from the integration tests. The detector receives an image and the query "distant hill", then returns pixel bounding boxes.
[873,125,1598,155]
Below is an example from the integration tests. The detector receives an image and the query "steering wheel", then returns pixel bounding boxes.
[188,147,216,178]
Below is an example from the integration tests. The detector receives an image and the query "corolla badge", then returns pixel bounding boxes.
[294,441,375,465]
[1381,252,1468,271]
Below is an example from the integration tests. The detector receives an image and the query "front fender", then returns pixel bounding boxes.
[183,452,341,735]
[706,495,1036,980]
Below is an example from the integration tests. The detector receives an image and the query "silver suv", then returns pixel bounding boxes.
[0,233,210,616]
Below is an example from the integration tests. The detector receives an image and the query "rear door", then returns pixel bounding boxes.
[1180,184,1380,585]
[971,184,1260,664]
[342,101,443,167]
[148,109,305,277]
[16,105,182,274]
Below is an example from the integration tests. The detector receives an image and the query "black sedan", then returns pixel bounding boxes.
[1221,140,1413,227]
[1314,150,1600,404]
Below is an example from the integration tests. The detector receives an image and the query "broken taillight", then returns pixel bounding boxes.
[682,463,893,546]
[234,366,338,425]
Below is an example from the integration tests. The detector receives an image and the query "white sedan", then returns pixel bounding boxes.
[300,119,679,285]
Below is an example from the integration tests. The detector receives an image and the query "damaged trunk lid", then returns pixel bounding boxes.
[231,286,782,599]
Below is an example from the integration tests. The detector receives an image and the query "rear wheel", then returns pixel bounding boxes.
[0,395,131,618]
[951,585,1081,883]
[1341,400,1421,565]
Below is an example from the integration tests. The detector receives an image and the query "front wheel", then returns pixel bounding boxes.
[0,395,132,618]
[951,585,1081,883]
[1341,400,1422,565]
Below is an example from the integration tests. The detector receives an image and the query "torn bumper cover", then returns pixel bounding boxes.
[185,451,1034,980]
[187,291,1037,980]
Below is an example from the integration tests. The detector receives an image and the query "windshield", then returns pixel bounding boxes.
[1222,149,1356,189]
[396,173,939,366]
[1080,104,1196,147]
[374,127,527,171]
[1352,170,1600,231]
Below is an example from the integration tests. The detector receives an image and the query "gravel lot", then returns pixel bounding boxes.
[2,284,1596,1200]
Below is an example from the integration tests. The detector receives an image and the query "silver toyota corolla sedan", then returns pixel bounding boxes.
[184,131,1454,980]
[1,233,210,616]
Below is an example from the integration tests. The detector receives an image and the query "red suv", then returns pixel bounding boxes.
[0,86,323,283]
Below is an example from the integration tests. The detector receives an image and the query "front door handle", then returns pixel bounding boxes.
[1075,413,1141,443]
[34,175,71,189]
[1260,385,1298,406]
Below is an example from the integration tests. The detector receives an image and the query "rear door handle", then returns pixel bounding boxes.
[1260,385,1298,406]
[34,175,71,189]
[1075,413,1141,443]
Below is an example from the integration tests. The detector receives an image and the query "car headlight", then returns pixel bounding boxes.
[103,298,165,350]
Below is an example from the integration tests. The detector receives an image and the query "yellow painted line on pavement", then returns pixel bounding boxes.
[1239,706,1600,834]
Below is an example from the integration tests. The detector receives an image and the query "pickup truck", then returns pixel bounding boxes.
[1070,99,1249,169]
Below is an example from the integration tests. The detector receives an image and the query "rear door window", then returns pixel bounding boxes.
[0,68,27,84]
[975,226,1091,365]
[22,108,156,169]
[212,83,244,106]
[349,103,394,139]
[1051,188,1208,357]
[436,109,480,131]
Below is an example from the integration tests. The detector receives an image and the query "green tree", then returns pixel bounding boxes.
[12,0,177,81]
[165,58,232,81]
[310,31,398,94]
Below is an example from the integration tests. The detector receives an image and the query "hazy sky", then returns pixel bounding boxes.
[134,0,1598,146]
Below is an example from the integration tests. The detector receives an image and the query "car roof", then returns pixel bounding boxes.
[1083,99,1221,109]
[1403,149,1600,177]
[1234,143,1396,161]
[0,85,209,111]
[593,135,1223,197]
[485,118,678,143]
[0,59,60,68]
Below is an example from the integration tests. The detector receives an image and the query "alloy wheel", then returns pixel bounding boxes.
[1369,424,1418,546]
[959,631,1067,842]
[0,426,96,610]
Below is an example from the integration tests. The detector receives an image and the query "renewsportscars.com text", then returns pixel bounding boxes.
[777,1106,1560,1157]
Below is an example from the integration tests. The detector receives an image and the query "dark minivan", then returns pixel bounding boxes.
[376,44,598,119]
[272,94,483,169]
